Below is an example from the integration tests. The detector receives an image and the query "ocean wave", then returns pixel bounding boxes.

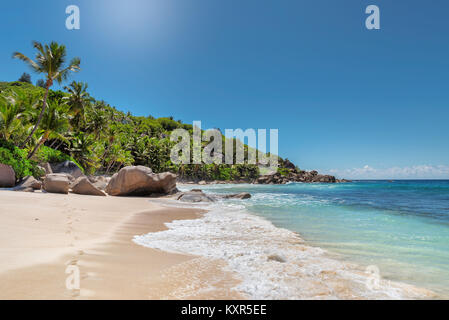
[134,200,433,299]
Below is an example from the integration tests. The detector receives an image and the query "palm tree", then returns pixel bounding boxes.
[13,41,80,148]
[69,132,97,170]
[63,81,92,127]
[86,101,108,139]
[10,90,41,114]
[0,92,36,141]
[100,125,118,169]
[131,136,149,165]
[0,97,24,140]
[104,143,132,175]
[27,101,69,159]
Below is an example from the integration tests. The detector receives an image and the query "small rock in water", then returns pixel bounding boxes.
[267,254,287,263]
[176,190,216,202]
[220,192,252,200]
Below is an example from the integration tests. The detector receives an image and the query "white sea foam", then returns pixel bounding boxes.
[134,198,433,299]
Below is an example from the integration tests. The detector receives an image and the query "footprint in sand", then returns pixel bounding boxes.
[63,202,89,300]
[65,258,78,266]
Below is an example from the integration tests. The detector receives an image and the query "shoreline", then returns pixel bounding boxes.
[0,188,438,300]
[141,189,438,300]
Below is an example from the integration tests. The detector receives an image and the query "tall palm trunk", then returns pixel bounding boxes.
[21,80,51,148]
[49,139,58,148]
[28,134,48,159]
[105,160,116,175]
[55,139,65,150]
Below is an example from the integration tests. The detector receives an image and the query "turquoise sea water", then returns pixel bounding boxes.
[195,180,449,297]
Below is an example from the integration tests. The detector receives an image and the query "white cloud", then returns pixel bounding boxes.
[323,165,449,179]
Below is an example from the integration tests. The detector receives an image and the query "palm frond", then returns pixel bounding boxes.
[12,52,40,72]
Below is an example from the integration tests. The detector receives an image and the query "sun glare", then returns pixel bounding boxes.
[94,0,175,41]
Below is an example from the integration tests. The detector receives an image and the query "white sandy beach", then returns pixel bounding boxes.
[0,190,242,299]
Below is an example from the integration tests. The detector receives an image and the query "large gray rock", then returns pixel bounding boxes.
[88,175,111,191]
[42,162,53,175]
[12,176,41,191]
[71,176,106,196]
[176,190,216,203]
[256,175,272,184]
[51,161,83,179]
[311,174,336,183]
[254,168,339,184]
[61,173,75,183]
[0,164,15,187]
[105,166,177,196]
[43,174,70,194]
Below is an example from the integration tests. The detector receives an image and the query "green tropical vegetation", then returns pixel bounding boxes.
[1,41,292,183]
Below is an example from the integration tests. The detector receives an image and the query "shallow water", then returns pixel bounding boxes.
[190,180,449,297]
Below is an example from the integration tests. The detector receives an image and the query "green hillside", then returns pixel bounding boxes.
[1,80,290,182]
[0,41,296,182]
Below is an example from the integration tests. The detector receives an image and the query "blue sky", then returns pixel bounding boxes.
[1,0,449,178]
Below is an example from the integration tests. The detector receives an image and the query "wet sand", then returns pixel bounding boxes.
[0,191,243,299]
